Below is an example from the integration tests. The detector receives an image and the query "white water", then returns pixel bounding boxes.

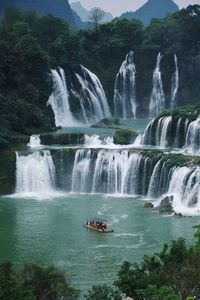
[171,54,179,109]
[183,118,200,156]
[71,150,142,194]
[27,135,41,148]
[14,144,200,215]
[47,68,77,127]
[149,53,165,118]
[157,117,172,147]
[114,51,137,118]
[168,166,200,215]
[174,117,182,147]
[137,116,172,147]
[15,151,55,196]
[147,160,163,198]
[146,159,200,215]
[75,65,111,123]
[84,135,114,148]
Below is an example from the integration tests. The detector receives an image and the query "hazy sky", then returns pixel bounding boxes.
[69,0,200,17]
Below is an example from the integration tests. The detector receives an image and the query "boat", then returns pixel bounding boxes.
[84,218,114,233]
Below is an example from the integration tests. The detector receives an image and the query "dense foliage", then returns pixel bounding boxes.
[0,4,200,143]
[0,262,78,300]
[115,227,200,300]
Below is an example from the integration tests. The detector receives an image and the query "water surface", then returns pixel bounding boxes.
[0,194,198,293]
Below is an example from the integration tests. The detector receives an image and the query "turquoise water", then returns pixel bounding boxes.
[0,194,198,293]
[57,118,150,137]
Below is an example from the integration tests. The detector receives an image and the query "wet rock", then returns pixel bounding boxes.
[40,132,84,145]
[159,195,174,214]
[91,118,120,129]
[144,202,154,209]
[174,212,183,218]
[113,129,138,145]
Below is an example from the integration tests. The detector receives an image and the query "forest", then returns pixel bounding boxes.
[0,4,200,146]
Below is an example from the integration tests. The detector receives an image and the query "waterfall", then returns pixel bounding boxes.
[71,150,143,195]
[71,149,93,193]
[168,166,200,214]
[184,118,200,155]
[15,151,55,195]
[147,160,163,198]
[157,117,172,147]
[149,53,165,118]
[92,150,126,194]
[27,135,41,148]
[14,144,200,214]
[113,51,137,119]
[139,116,200,151]
[70,149,178,200]
[139,117,172,147]
[171,54,179,110]
[47,68,77,127]
[174,117,182,147]
[139,119,155,146]
[75,65,111,123]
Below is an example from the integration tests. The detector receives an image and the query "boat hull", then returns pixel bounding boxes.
[84,224,113,233]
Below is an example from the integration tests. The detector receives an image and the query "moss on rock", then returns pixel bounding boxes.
[113,129,138,145]
[158,104,200,122]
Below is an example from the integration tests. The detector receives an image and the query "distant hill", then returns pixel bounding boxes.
[120,0,179,26]
[70,1,88,21]
[0,0,85,28]
[70,1,113,23]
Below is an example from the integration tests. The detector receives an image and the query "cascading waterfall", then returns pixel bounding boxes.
[171,54,179,109]
[184,118,200,155]
[71,150,143,194]
[14,144,200,213]
[168,166,200,214]
[157,117,172,147]
[71,149,93,193]
[149,53,165,118]
[113,51,137,119]
[15,151,55,195]
[47,68,77,127]
[174,117,182,147]
[75,65,111,123]
[138,117,172,147]
[70,150,171,197]
[28,135,41,148]
[137,116,194,149]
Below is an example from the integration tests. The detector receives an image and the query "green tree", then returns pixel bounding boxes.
[88,8,105,30]
[84,284,122,300]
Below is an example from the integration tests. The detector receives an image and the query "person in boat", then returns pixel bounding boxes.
[86,218,112,232]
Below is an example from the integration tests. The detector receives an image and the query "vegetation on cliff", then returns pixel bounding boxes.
[158,104,200,122]
[0,5,200,143]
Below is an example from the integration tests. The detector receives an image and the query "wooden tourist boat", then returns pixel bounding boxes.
[84,218,114,233]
